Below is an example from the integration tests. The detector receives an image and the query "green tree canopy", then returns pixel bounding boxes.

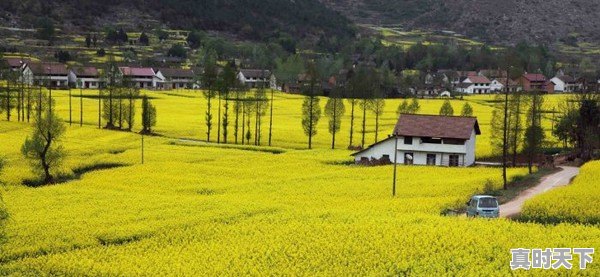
[460,102,474,117]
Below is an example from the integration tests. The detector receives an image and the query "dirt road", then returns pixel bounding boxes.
[499,166,580,218]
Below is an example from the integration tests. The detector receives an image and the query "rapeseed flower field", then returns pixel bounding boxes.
[521,161,600,225]
[0,91,596,275]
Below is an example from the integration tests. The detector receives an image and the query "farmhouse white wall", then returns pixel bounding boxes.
[490,79,504,92]
[354,132,478,167]
[550,77,565,92]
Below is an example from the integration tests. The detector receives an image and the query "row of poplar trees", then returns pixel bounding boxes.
[301,63,392,150]
[202,60,271,146]
[101,63,156,134]
[490,90,546,173]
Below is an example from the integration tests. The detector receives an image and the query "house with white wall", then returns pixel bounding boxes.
[237,69,276,89]
[549,75,577,93]
[25,62,69,88]
[457,76,491,94]
[156,68,195,89]
[69,67,101,89]
[119,67,164,89]
[2,57,31,84]
[352,114,481,167]
[490,78,521,93]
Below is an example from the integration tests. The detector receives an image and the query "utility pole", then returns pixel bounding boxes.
[392,134,399,196]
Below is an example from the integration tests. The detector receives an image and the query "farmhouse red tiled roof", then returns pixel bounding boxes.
[28,62,69,75]
[523,73,547,82]
[119,67,155,77]
[72,66,99,77]
[393,114,481,140]
[4,58,30,68]
[466,76,491,84]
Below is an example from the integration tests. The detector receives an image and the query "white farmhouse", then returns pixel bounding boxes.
[25,62,70,88]
[352,114,481,167]
[457,76,491,94]
[237,69,276,89]
[119,67,164,89]
[156,68,196,89]
[69,67,101,89]
[549,75,577,93]
[490,79,504,92]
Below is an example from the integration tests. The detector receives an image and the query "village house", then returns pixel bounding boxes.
[490,78,521,93]
[156,68,196,89]
[549,75,577,93]
[3,57,29,71]
[436,70,460,85]
[237,69,276,89]
[68,66,101,89]
[352,114,481,167]
[519,73,547,91]
[119,67,164,89]
[24,62,69,88]
[2,57,31,83]
[457,75,491,94]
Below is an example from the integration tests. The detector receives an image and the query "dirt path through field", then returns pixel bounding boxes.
[499,166,580,218]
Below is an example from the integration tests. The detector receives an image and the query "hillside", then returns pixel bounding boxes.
[0,0,355,46]
[321,0,600,47]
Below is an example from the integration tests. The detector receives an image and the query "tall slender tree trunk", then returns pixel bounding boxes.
[69,88,72,126]
[361,100,367,148]
[223,98,229,143]
[217,92,221,143]
[16,81,21,122]
[268,89,274,146]
[98,88,101,129]
[349,100,355,147]
[308,95,314,149]
[80,87,83,127]
[375,110,379,143]
[241,102,246,145]
[6,80,11,121]
[502,68,509,190]
[255,100,259,146]
[331,98,337,149]
[234,91,240,144]
[108,86,114,128]
[27,85,32,122]
[128,91,133,130]
[511,94,521,166]
[206,94,212,142]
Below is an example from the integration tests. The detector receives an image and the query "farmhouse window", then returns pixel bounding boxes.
[449,154,460,167]
[422,137,442,144]
[426,154,436,165]
[404,136,413,145]
[443,138,465,145]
